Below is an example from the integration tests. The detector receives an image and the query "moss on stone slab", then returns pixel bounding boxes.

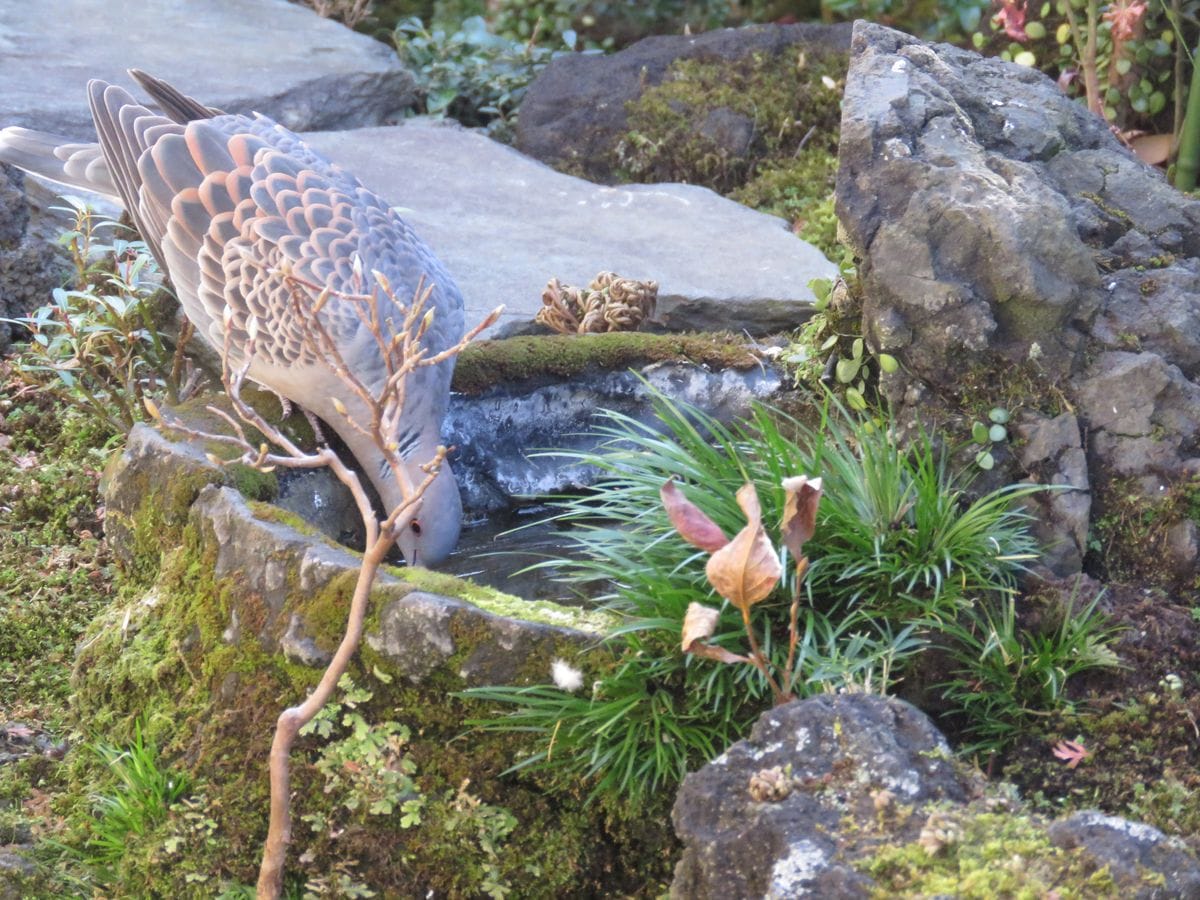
[618,51,843,191]
[390,563,617,632]
[66,487,667,896]
[452,330,760,395]
[860,806,1121,898]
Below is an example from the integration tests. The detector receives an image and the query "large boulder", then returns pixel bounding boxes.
[836,22,1200,581]
[671,695,977,898]
[517,22,852,183]
[0,0,415,138]
[671,695,1200,898]
[304,119,835,337]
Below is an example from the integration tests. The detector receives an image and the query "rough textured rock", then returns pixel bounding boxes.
[836,22,1200,580]
[1014,411,1090,574]
[516,22,852,181]
[671,696,1200,898]
[1048,810,1200,898]
[0,847,36,900]
[304,120,834,338]
[190,485,601,681]
[0,165,69,352]
[0,0,415,138]
[670,695,977,899]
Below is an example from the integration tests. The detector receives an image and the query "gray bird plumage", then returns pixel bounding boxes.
[0,72,465,565]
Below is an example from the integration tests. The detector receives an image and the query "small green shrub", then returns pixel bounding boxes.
[938,593,1123,753]
[85,721,192,874]
[394,15,568,131]
[462,391,1080,798]
[4,199,190,433]
[491,0,733,49]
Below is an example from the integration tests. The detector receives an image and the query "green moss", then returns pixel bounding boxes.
[61,488,668,896]
[1087,476,1198,589]
[861,808,1120,898]
[246,499,323,537]
[731,154,840,258]
[226,463,278,502]
[453,331,760,396]
[392,564,616,632]
[618,52,843,191]
[609,48,843,254]
[1001,692,1200,843]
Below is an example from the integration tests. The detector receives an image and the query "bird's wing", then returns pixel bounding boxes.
[85,79,464,422]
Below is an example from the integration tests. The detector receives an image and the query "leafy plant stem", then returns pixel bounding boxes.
[1175,39,1200,189]
[740,605,788,705]
[783,557,809,694]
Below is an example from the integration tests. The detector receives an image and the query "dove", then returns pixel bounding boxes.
[0,71,465,565]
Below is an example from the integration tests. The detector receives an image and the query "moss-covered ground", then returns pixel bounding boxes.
[610,48,844,258]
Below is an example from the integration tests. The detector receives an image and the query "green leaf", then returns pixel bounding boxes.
[851,337,864,360]
[976,450,995,470]
[989,424,1008,443]
[1025,21,1047,40]
[846,386,867,411]
[972,422,990,444]
[836,357,861,384]
[878,353,899,373]
[988,407,1010,424]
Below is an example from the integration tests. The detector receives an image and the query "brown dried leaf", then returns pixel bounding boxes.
[687,641,751,665]
[735,482,762,523]
[705,517,782,612]
[661,478,729,552]
[780,475,823,560]
[1129,132,1172,166]
[681,602,720,652]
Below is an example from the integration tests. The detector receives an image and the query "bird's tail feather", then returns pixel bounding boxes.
[128,69,221,124]
[0,126,117,198]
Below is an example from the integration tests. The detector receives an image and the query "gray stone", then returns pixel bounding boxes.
[303,119,835,339]
[1092,267,1200,378]
[516,22,852,181]
[100,422,224,573]
[0,846,36,900]
[1047,810,1200,898]
[185,484,603,681]
[0,165,70,352]
[670,695,976,899]
[0,0,415,139]
[275,468,364,547]
[837,24,1100,385]
[1075,352,1172,436]
[1014,412,1090,575]
[837,21,1200,582]
[280,613,332,668]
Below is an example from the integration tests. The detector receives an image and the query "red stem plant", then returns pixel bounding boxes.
[662,474,822,705]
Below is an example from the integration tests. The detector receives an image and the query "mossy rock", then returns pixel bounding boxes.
[452,330,760,396]
[69,484,667,896]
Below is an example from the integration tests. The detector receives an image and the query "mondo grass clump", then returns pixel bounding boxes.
[461,391,1120,801]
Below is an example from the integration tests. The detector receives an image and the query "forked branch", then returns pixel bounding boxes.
[149,276,500,899]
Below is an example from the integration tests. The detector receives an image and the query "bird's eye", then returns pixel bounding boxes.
[410,520,422,535]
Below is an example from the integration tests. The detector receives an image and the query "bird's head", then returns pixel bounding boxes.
[395,461,462,568]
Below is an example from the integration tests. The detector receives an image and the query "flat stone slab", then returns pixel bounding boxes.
[304,119,835,337]
[0,0,414,137]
